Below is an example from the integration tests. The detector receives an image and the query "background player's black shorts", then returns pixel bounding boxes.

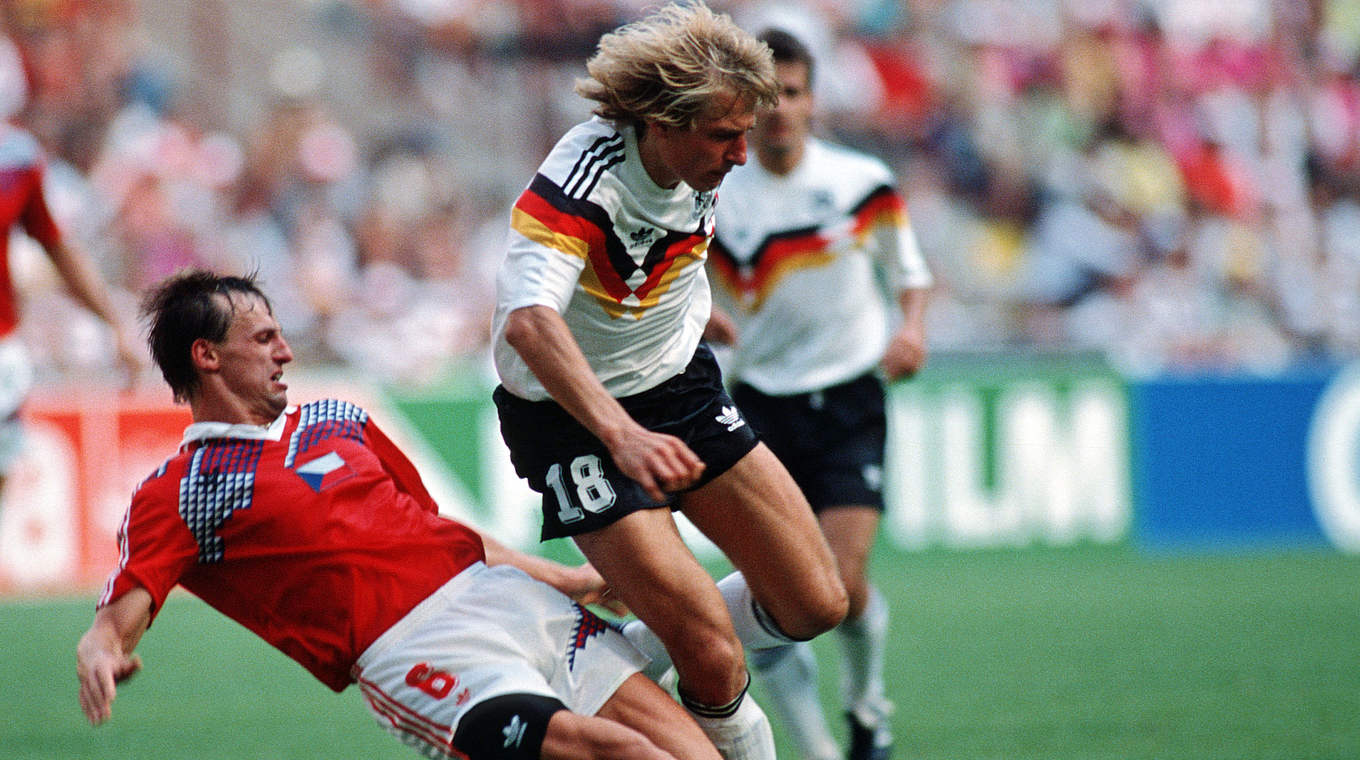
[495,343,760,540]
[732,372,887,513]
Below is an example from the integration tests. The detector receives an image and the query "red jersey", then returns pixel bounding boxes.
[0,124,61,338]
[99,400,486,692]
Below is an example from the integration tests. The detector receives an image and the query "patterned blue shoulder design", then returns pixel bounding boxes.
[284,399,369,468]
[135,460,171,493]
[179,439,265,563]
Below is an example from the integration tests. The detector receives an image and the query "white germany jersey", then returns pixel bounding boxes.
[492,118,717,400]
[710,139,933,395]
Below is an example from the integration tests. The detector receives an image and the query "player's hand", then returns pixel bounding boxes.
[608,427,705,502]
[559,563,631,617]
[881,323,927,382]
[77,648,142,726]
[112,331,145,391]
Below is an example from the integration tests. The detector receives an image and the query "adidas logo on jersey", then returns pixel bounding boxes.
[629,226,658,246]
[716,405,745,432]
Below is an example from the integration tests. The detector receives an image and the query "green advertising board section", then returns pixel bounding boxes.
[385,353,1133,557]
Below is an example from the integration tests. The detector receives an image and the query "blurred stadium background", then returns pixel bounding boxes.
[1,0,1359,758]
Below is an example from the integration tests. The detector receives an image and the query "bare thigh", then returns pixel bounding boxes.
[680,443,847,639]
[541,673,721,760]
[589,672,722,760]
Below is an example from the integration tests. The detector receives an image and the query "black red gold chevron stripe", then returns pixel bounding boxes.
[512,174,709,319]
[850,184,907,238]
[710,184,905,310]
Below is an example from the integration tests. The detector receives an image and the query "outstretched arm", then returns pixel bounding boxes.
[478,530,628,616]
[77,588,152,725]
[502,305,704,501]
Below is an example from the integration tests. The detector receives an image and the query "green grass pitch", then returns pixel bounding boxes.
[4,545,1358,760]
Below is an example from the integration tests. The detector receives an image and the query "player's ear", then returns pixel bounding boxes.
[643,118,671,139]
[190,338,220,372]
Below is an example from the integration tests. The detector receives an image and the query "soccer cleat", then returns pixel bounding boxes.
[845,712,893,760]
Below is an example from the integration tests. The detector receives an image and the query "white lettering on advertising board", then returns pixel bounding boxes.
[886,380,1130,550]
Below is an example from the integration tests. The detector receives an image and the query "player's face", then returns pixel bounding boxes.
[753,61,813,158]
[647,92,756,192]
[213,293,294,425]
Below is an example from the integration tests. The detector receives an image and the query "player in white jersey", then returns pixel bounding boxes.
[493,115,718,400]
[491,6,848,760]
[707,29,933,760]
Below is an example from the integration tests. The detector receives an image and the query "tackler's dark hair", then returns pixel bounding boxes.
[141,269,271,403]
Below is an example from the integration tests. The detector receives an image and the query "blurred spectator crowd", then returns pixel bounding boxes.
[4,0,1360,388]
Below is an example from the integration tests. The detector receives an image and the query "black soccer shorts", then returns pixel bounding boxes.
[732,371,888,512]
[495,342,760,539]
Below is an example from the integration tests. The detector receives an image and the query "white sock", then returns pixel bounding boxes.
[620,571,796,683]
[682,679,777,760]
[838,585,892,726]
[750,643,839,760]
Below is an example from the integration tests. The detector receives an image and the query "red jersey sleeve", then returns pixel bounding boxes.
[363,418,440,515]
[97,462,199,621]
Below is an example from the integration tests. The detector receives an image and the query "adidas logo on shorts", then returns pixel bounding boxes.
[716,405,745,432]
[503,714,526,748]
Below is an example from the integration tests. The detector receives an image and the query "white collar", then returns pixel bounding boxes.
[181,406,295,447]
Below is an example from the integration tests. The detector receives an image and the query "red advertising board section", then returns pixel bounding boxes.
[0,388,190,594]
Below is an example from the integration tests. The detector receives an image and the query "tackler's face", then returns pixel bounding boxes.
[212,293,294,425]
[648,91,757,192]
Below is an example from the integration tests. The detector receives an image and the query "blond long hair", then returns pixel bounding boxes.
[576,2,778,129]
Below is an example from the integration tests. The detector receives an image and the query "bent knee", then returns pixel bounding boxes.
[805,581,848,636]
[781,584,849,640]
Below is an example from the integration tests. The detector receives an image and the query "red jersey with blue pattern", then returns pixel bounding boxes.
[0,124,61,338]
[98,400,486,692]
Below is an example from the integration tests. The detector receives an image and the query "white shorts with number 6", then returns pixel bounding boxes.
[354,562,647,757]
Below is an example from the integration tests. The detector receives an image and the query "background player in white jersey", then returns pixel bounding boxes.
[76,269,723,760]
[706,29,934,760]
[491,5,848,759]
